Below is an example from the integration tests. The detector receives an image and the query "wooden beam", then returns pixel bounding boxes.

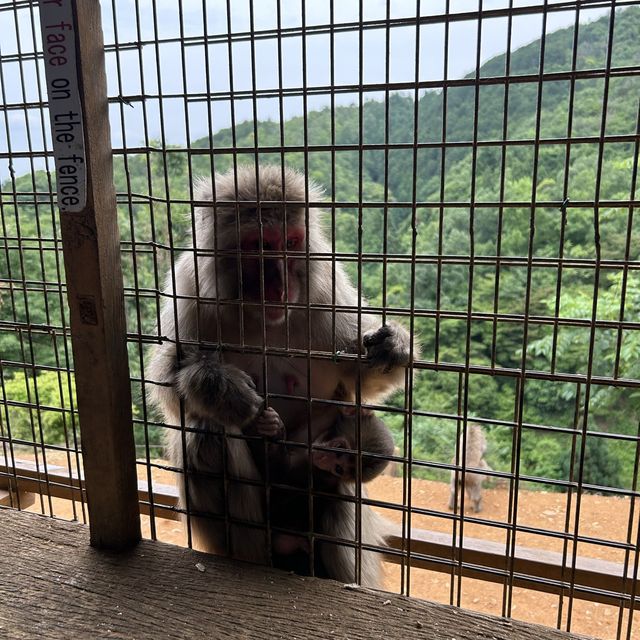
[38,0,140,549]
[384,529,639,608]
[0,489,35,510]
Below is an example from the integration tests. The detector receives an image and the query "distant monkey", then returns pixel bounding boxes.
[448,424,491,513]
[148,165,414,586]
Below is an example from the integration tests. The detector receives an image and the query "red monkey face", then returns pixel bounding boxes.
[240,222,306,325]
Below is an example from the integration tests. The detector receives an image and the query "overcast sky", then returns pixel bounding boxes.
[1,0,610,182]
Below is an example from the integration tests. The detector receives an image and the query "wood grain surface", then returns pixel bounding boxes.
[0,509,593,640]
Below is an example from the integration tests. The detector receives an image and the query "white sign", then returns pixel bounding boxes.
[39,0,86,213]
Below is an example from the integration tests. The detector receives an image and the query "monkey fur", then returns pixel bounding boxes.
[248,406,395,577]
[148,164,414,586]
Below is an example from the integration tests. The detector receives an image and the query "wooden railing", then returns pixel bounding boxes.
[1,455,637,609]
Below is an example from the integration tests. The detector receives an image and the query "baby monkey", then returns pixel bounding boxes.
[448,424,491,513]
[248,405,395,576]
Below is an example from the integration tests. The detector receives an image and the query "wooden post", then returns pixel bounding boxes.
[39,0,141,549]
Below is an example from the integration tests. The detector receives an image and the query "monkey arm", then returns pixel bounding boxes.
[147,343,183,425]
[363,322,412,372]
[148,342,264,428]
[175,350,264,427]
[243,408,290,477]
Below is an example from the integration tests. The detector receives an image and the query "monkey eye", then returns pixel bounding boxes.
[286,236,302,250]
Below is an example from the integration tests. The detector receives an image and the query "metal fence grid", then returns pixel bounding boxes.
[0,0,84,522]
[1,1,640,639]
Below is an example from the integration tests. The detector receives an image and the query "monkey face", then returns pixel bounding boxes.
[240,221,306,325]
[312,436,356,480]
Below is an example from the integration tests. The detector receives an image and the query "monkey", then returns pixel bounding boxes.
[250,405,395,485]
[448,424,491,513]
[247,405,395,578]
[305,407,395,484]
[147,164,415,586]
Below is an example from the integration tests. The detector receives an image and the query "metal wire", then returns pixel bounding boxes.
[1,1,640,638]
[0,0,83,522]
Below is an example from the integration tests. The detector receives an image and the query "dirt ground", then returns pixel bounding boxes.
[19,451,640,640]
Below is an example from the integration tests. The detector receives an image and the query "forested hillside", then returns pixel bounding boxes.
[2,8,639,490]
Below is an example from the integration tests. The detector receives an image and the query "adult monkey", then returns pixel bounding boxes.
[148,165,414,586]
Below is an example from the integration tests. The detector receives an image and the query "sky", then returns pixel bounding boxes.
[0,0,611,182]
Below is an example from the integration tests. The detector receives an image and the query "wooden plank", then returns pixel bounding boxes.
[0,509,592,640]
[1,456,636,608]
[0,456,178,519]
[38,0,140,549]
[0,456,83,501]
[385,529,639,608]
[0,489,35,510]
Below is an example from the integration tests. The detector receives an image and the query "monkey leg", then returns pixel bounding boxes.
[178,423,269,564]
[466,478,483,513]
[187,481,268,564]
[448,469,459,510]
[318,491,385,588]
[225,434,270,563]
[180,436,229,557]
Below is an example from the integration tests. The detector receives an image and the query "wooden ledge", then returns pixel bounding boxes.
[0,509,592,640]
[1,456,635,607]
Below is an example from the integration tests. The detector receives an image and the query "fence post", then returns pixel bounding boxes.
[39,0,141,549]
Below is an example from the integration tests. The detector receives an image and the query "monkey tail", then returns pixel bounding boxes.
[318,485,389,589]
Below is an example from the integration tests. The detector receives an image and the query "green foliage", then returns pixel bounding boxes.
[561,436,625,492]
[2,371,77,446]
[1,370,162,455]
[2,8,640,488]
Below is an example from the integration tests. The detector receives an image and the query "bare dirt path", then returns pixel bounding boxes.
[369,476,637,640]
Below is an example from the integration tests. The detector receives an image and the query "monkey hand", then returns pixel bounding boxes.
[363,323,411,374]
[249,407,285,440]
[176,354,263,427]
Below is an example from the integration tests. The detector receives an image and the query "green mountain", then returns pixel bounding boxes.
[2,8,639,488]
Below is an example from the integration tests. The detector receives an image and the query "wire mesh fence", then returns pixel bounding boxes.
[0,0,85,522]
[1,1,640,638]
